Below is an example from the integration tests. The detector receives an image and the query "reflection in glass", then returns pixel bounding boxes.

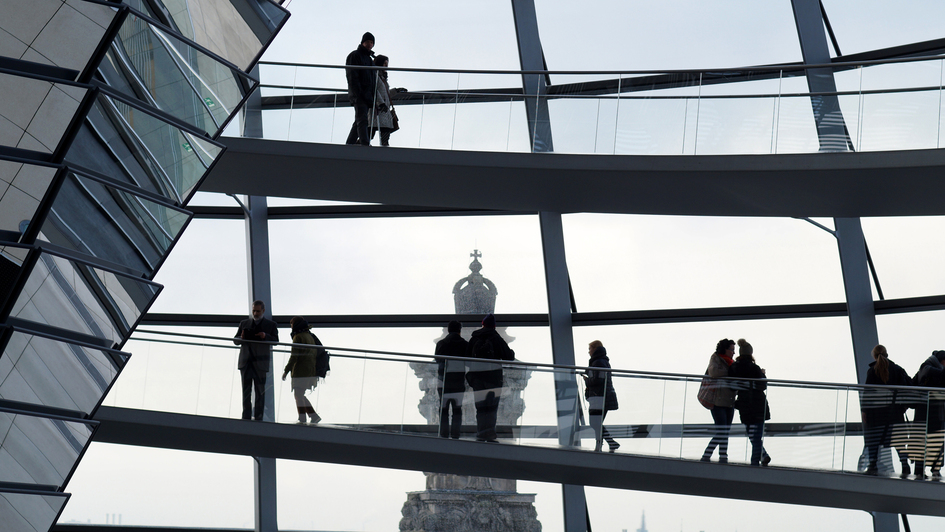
[8,250,161,347]
[38,170,191,277]
[67,91,222,205]
[0,330,128,415]
[0,409,94,488]
[100,12,256,138]
[0,488,68,532]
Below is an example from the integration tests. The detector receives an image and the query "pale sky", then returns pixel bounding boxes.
[60,1,945,531]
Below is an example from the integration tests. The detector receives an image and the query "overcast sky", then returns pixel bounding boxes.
[60,1,945,531]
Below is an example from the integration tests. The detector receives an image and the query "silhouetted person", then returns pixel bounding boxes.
[862,344,911,476]
[435,320,468,438]
[345,32,376,146]
[282,317,323,424]
[729,339,770,466]
[701,338,736,463]
[234,300,279,420]
[910,350,945,479]
[583,340,619,452]
[466,314,514,442]
[370,55,396,146]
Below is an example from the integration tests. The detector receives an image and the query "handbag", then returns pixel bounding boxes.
[390,107,400,132]
[697,364,716,409]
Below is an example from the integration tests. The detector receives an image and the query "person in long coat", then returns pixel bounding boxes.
[911,350,945,479]
[370,54,396,146]
[862,344,912,476]
[584,340,620,452]
[435,320,468,438]
[729,339,770,466]
[701,338,736,463]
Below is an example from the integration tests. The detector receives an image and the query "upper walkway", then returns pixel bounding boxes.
[207,55,945,217]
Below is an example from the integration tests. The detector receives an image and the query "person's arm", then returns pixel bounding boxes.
[234,321,247,345]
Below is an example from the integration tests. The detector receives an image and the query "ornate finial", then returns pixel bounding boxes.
[453,250,497,314]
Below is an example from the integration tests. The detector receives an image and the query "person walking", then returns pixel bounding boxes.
[435,320,468,438]
[701,338,736,463]
[281,317,322,424]
[584,340,620,452]
[729,339,771,466]
[910,350,945,479]
[862,344,912,476]
[345,32,376,146]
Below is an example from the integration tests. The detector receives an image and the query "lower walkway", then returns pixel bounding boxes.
[92,406,945,517]
[206,138,945,218]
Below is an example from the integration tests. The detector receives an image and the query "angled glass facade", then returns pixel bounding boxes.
[0,1,289,531]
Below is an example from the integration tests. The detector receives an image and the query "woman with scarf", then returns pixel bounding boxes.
[282,317,322,424]
[701,338,736,463]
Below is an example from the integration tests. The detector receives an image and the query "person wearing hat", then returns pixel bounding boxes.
[911,350,945,479]
[435,320,469,438]
[729,338,771,466]
[465,313,515,442]
[345,32,376,146]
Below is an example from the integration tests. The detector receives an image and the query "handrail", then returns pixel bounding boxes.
[258,53,945,76]
[131,328,938,393]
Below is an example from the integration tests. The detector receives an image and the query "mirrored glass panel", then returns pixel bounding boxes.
[99,11,257,138]
[0,159,57,237]
[0,328,129,415]
[0,488,68,532]
[152,0,288,71]
[8,249,161,347]
[38,169,191,276]
[0,72,85,154]
[0,408,94,488]
[67,90,223,205]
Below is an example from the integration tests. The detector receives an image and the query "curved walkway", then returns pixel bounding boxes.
[206,137,945,217]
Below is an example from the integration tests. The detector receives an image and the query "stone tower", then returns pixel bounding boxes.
[400,251,540,532]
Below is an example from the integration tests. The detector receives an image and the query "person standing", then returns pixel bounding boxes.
[729,339,771,466]
[345,32,376,146]
[909,350,945,479]
[282,317,322,425]
[584,340,620,452]
[234,300,279,421]
[435,320,468,438]
[465,314,514,442]
[862,344,912,476]
[370,55,396,147]
[701,338,736,463]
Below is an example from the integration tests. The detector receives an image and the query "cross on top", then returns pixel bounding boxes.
[470,249,482,260]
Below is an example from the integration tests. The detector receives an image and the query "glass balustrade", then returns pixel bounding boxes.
[107,329,945,479]
[251,57,945,155]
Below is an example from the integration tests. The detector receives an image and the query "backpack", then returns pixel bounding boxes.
[311,333,330,378]
[472,335,497,360]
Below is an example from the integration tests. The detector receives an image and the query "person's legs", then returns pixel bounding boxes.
[588,396,604,451]
[346,100,371,145]
[600,409,619,451]
[475,389,500,441]
[449,398,463,438]
[747,422,764,465]
[240,368,254,420]
[252,370,266,421]
[703,406,733,461]
[438,392,451,438]
[380,129,391,146]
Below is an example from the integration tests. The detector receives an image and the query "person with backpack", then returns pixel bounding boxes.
[911,350,945,479]
[435,320,469,439]
[281,317,324,424]
[465,313,514,442]
[584,340,620,452]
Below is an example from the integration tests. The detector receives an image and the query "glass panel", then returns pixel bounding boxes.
[861,216,945,300]
[149,219,247,315]
[38,170,191,276]
[0,73,84,154]
[269,215,549,315]
[0,489,68,532]
[0,159,56,236]
[0,329,128,415]
[67,91,223,206]
[0,408,94,488]
[99,12,256,138]
[8,249,161,346]
[562,214,846,312]
[59,442,254,527]
[820,0,945,55]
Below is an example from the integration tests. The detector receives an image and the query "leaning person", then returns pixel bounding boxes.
[282,317,322,424]
[435,320,469,438]
[701,338,736,463]
[729,339,771,466]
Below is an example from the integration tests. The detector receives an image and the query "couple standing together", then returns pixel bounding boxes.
[345,32,398,147]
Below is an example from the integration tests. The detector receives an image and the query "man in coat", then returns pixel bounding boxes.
[465,314,514,442]
[435,320,468,438]
[345,32,376,146]
[234,300,279,420]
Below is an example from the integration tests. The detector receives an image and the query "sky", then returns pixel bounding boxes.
[59,1,945,531]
